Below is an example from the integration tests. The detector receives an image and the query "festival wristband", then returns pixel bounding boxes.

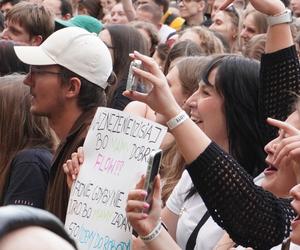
[166,110,189,130]
[140,221,162,242]
[267,9,292,26]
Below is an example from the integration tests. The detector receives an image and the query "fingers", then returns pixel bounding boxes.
[132,51,163,76]
[126,189,149,221]
[152,175,161,201]
[63,163,69,175]
[126,199,150,213]
[135,175,146,190]
[66,159,76,181]
[126,211,148,221]
[128,188,147,201]
[267,117,300,136]
[219,0,234,10]
[273,138,300,166]
[77,146,84,164]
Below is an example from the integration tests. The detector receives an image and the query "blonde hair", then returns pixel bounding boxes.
[243,33,266,60]
[161,56,210,204]
[178,26,225,55]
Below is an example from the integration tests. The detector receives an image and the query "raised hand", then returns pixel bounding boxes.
[63,146,84,189]
[126,175,162,237]
[267,117,300,167]
[123,51,182,121]
[219,0,285,16]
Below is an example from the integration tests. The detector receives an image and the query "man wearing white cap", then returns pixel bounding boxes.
[14,26,113,222]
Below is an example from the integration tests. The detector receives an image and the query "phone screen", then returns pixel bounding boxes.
[143,149,162,205]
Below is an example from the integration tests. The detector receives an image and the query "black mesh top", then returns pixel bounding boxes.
[186,45,300,250]
[259,46,300,145]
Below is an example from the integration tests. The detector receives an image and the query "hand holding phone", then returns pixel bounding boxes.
[126,59,142,91]
[143,149,163,207]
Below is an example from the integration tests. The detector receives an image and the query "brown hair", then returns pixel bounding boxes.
[136,3,162,24]
[243,33,266,61]
[164,40,203,74]
[130,20,159,56]
[0,74,54,199]
[243,9,268,35]
[178,26,225,55]
[6,2,54,40]
[161,56,210,204]
[78,0,104,19]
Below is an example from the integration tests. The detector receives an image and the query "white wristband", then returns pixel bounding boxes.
[166,111,189,130]
[140,221,162,242]
[267,9,292,26]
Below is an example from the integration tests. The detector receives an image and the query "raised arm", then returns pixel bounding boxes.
[222,0,300,150]
[123,50,295,249]
[121,0,136,21]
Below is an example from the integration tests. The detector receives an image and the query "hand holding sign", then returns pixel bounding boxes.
[63,147,84,190]
[65,107,167,250]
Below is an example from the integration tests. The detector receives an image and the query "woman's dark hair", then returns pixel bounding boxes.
[164,40,202,74]
[78,0,103,19]
[104,24,148,108]
[202,54,265,177]
[0,11,4,32]
[186,54,265,200]
[0,41,29,76]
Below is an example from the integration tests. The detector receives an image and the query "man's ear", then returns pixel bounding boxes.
[197,0,206,12]
[30,35,43,46]
[65,77,81,98]
[62,13,72,20]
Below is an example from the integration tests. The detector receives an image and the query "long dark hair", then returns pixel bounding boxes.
[186,54,265,200]
[203,54,265,177]
[104,24,148,107]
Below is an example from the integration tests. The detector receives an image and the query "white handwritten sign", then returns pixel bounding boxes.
[65,107,167,250]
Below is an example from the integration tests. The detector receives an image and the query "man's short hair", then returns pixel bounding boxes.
[6,2,54,40]
[60,0,73,17]
[152,0,168,14]
[138,3,162,24]
[60,67,109,111]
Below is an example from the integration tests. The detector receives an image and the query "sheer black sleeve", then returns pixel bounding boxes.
[259,45,300,145]
[186,142,295,250]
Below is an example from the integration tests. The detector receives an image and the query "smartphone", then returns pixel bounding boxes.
[126,59,142,91]
[143,149,163,206]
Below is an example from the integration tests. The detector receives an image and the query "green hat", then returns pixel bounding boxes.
[55,15,103,35]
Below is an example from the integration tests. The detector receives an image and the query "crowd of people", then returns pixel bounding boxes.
[0,0,300,249]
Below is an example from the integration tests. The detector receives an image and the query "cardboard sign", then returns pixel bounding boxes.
[65,107,167,250]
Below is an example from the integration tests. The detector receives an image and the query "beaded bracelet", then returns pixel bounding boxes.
[139,221,162,242]
[166,110,189,130]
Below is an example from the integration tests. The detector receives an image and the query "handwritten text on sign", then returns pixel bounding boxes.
[65,107,167,250]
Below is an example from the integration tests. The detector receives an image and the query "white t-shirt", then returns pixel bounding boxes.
[158,24,176,43]
[166,170,225,250]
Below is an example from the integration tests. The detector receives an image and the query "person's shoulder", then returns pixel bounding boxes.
[13,148,52,165]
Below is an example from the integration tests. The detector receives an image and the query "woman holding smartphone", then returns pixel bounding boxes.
[124,0,299,248]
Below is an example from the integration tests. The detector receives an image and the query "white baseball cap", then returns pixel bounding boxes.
[14,27,112,89]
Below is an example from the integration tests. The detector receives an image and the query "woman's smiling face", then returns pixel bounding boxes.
[186,68,228,151]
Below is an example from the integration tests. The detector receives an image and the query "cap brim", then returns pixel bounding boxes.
[14,46,56,65]
[55,19,74,28]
